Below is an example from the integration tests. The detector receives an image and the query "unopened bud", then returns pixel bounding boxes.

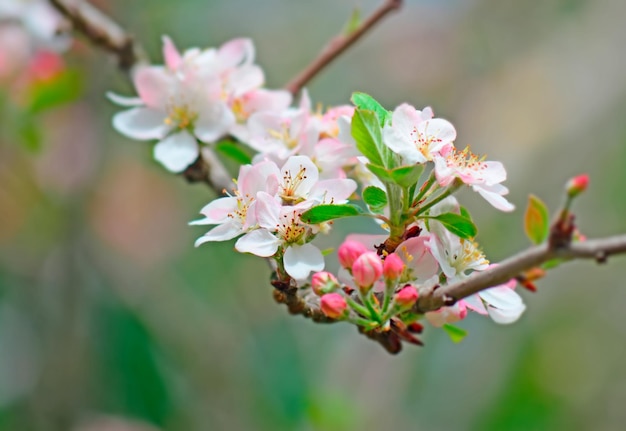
[320,293,348,319]
[311,271,339,296]
[394,285,419,309]
[383,253,405,281]
[352,252,383,291]
[338,240,368,269]
[565,174,589,198]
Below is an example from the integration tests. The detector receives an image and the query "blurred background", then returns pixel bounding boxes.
[1,0,626,430]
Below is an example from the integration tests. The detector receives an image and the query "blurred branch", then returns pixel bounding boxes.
[284,0,403,95]
[48,0,147,71]
[413,234,626,314]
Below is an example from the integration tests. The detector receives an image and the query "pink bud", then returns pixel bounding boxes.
[320,293,348,319]
[383,253,405,281]
[337,240,368,269]
[352,252,383,291]
[566,174,589,198]
[311,271,339,296]
[395,285,419,308]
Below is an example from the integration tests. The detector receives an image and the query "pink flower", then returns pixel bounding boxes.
[337,240,368,269]
[311,271,339,296]
[383,253,405,281]
[566,174,589,198]
[394,285,419,308]
[320,293,348,319]
[383,103,456,164]
[352,252,383,290]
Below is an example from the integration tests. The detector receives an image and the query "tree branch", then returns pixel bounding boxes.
[412,234,626,314]
[284,0,403,95]
[48,0,147,71]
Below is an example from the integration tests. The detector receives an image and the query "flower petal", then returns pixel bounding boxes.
[113,107,169,140]
[194,103,234,143]
[283,243,325,280]
[153,130,199,173]
[235,229,280,257]
[133,66,172,109]
[107,92,143,107]
[189,197,238,225]
[162,35,182,70]
[195,222,242,246]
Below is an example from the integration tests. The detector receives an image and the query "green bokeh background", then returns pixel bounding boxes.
[1,0,625,430]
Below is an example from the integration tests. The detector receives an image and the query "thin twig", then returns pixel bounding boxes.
[412,234,626,314]
[48,0,146,71]
[284,0,403,95]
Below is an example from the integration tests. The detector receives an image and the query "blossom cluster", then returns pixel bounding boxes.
[110,36,525,342]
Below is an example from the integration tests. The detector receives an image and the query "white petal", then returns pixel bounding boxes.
[228,65,264,96]
[189,197,238,225]
[153,131,199,173]
[479,286,524,310]
[107,92,143,107]
[283,243,324,280]
[473,184,515,212]
[255,192,281,230]
[309,179,357,204]
[235,229,280,257]
[194,104,234,143]
[194,222,242,246]
[281,155,319,196]
[133,66,172,109]
[113,107,169,140]
[487,303,526,324]
[462,294,488,315]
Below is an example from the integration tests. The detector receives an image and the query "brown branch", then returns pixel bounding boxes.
[48,0,146,71]
[284,0,403,95]
[412,234,626,314]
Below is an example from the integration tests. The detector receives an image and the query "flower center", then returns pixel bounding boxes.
[164,104,198,130]
[280,165,308,205]
[268,121,299,149]
[276,210,306,244]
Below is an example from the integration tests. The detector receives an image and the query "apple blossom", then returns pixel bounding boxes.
[320,293,348,319]
[352,252,383,290]
[394,285,419,309]
[383,253,405,281]
[311,271,340,296]
[383,103,456,164]
[337,240,369,269]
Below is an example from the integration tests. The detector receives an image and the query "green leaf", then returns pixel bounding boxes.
[343,8,361,35]
[366,163,394,184]
[460,205,472,221]
[351,92,390,125]
[541,258,563,270]
[26,69,82,114]
[442,323,468,343]
[524,194,550,245]
[390,164,424,188]
[351,109,394,168]
[300,204,363,224]
[17,115,42,152]
[427,212,478,239]
[321,248,335,257]
[215,140,253,165]
[362,186,387,210]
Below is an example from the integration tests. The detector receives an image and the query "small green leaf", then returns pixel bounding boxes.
[390,164,424,188]
[321,248,335,257]
[300,204,364,224]
[427,212,478,239]
[460,205,472,221]
[343,8,361,35]
[352,109,394,168]
[366,163,394,184]
[362,186,387,210]
[17,115,42,152]
[524,194,550,245]
[351,92,390,125]
[542,258,563,270]
[442,323,468,343]
[215,140,253,165]
[26,69,82,114]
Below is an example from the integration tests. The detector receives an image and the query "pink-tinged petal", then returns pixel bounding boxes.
[299,88,312,112]
[433,155,457,187]
[391,104,423,136]
[194,222,242,246]
[189,197,238,225]
[113,107,169,140]
[487,303,526,324]
[461,294,488,315]
[425,302,466,327]
[309,179,357,204]
[153,130,199,173]
[255,192,281,230]
[239,160,281,196]
[235,229,280,257]
[283,243,325,280]
[383,127,425,165]
[243,89,292,113]
[473,184,515,212]
[106,92,143,107]
[417,118,457,152]
[162,35,182,70]
[194,104,235,143]
[396,236,440,280]
[228,65,264,96]
[133,66,172,109]
[218,38,254,68]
